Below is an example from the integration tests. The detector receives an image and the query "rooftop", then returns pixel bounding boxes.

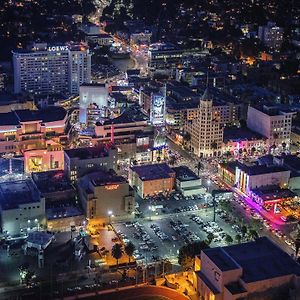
[223,126,265,142]
[102,105,149,125]
[251,186,296,203]
[173,166,199,182]
[65,145,114,160]
[237,163,289,176]
[82,170,126,187]
[131,163,175,181]
[0,179,41,210]
[32,170,74,194]
[202,237,300,283]
[203,247,241,272]
[0,106,67,126]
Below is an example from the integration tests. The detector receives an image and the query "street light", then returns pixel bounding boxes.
[108,210,113,225]
[207,180,211,193]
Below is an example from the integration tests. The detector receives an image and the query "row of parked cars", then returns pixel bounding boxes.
[170,219,201,244]
[150,224,169,240]
[190,215,227,244]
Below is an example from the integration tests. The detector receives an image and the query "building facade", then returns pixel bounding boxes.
[13,43,91,95]
[129,163,175,198]
[0,179,46,235]
[78,171,135,219]
[247,105,294,149]
[195,237,300,300]
[64,146,117,182]
[185,89,223,157]
[0,106,67,155]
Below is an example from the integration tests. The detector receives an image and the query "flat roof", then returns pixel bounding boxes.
[0,179,41,210]
[65,145,114,160]
[82,170,127,187]
[281,155,300,172]
[173,166,199,182]
[251,187,296,202]
[238,164,289,176]
[32,170,74,194]
[102,106,148,125]
[224,126,265,142]
[228,237,300,282]
[0,106,66,126]
[131,163,175,181]
[203,247,241,272]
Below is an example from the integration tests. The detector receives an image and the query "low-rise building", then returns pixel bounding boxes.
[195,237,300,300]
[235,163,290,193]
[0,179,46,235]
[173,166,204,196]
[0,106,67,155]
[222,126,267,157]
[247,105,294,149]
[78,170,135,220]
[129,163,175,198]
[64,145,117,182]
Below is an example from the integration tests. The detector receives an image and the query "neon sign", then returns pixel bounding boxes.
[105,184,119,190]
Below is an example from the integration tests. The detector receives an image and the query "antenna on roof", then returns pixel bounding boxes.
[206,69,209,88]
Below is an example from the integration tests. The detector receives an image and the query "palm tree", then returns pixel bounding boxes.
[235,234,242,244]
[225,234,233,245]
[248,229,259,241]
[241,225,248,240]
[206,232,214,245]
[112,243,123,267]
[195,161,203,176]
[124,241,135,264]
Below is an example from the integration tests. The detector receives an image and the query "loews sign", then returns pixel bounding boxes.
[48,46,69,52]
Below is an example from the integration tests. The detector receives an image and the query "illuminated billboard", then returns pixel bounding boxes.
[150,93,165,126]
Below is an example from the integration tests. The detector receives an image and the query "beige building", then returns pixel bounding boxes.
[247,105,294,149]
[195,237,300,300]
[78,171,135,220]
[185,89,223,157]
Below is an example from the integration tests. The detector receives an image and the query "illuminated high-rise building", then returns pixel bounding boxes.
[13,43,91,95]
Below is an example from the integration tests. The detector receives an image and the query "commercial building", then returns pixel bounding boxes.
[129,163,175,198]
[235,163,290,193]
[223,126,267,157]
[247,105,294,149]
[93,105,156,163]
[78,170,135,219]
[258,22,284,51]
[173,166,204,196]
[0,179,45,235]
[79,84,108,124]
[148,43,205,74]
[195,237,300,300]
[64,145,117,182]
[0,106,67,155]
[13,43,91,95]
[185,89,223,158]
[32,170,84,231]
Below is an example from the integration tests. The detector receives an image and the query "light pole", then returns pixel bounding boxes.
[108,210,113,225]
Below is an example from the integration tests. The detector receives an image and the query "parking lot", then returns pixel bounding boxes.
[113,200,239,265]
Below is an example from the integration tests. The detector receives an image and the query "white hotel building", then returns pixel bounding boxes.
[13,43,91,95]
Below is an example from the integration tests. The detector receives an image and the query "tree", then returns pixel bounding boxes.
[206,232,214,245]
[112,243,123,267]
[211,141,218,150]
[235,234,242,244]
[124,241,135,264]
[195,161,203,176]
[225,234,233,245]
[248,229,259,241]
[241,225,248,239]
[178,241,209,271]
